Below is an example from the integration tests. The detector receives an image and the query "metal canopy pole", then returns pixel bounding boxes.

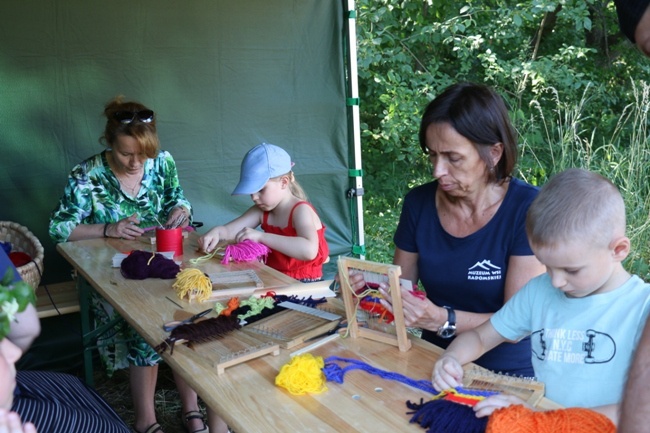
[343,0,365,259]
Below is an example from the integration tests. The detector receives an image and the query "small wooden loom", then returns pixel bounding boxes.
[462,367,546,406]
[243,302,342,349]
[163,310,281,375]
[180,329,280,375]
[338,256,411,352]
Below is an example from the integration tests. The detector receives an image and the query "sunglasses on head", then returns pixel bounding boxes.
[113,109,155,124]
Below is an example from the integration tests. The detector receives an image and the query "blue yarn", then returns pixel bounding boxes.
[323,356,437,394]
[0,242,12,254]
[323,357,492,433]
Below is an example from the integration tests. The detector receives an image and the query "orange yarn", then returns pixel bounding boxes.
[220,297,240,316]
[486,405,615,433]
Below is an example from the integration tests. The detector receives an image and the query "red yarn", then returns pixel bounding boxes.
[221,240,271,264]
[486,405,616,433]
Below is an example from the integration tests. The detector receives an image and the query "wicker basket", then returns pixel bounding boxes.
[0,221,45,289]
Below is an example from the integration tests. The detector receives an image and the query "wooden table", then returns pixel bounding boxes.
[57,236,560,433]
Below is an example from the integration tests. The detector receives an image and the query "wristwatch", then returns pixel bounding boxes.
[437,306,457,338]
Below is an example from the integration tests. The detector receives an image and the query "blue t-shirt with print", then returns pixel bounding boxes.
[394,178,538,375]
[491,273,650,407]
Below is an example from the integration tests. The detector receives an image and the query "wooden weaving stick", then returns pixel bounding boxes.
[338,256,411,351]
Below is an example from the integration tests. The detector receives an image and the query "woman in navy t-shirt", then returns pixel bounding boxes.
[357,83,545,376]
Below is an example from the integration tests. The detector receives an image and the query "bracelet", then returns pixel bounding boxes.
[103,222,110,238]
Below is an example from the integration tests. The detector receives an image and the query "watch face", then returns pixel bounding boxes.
[437,325,456,339]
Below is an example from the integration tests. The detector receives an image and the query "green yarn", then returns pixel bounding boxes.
[237,296,275,321]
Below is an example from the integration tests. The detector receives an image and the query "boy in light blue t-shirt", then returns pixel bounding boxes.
[432,168,650,427]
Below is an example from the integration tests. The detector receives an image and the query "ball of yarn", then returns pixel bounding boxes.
[120,250,180,280]
[486,404,616,433]
[275,353,327,395]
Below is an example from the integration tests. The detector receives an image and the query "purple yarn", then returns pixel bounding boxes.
[406,398,488,433]
[323,356,437,394]
[120,250,180,280]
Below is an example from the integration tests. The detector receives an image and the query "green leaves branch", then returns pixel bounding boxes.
[0,268,36,340]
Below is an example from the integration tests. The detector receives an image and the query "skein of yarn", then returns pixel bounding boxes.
[120,250,180,280]
[221,240,271,264]
[486,405,616,433]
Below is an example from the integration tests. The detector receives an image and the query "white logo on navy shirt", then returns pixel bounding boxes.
[467,260,502,281]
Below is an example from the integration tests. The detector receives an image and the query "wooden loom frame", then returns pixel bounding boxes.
[338,256,411,351]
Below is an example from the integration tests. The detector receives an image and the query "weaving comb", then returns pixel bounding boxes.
[462,367,546,406]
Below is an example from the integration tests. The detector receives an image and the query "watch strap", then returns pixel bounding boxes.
[444,305,456,326]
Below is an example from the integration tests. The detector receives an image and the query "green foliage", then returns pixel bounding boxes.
[356,0,650,278]
[0,268,36,339]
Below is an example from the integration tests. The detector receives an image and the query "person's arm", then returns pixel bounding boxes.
[237,203,321,261]
[6,304,40,353]
[67,214,144,241]
[618,316,650,432]
[433,320,507,390]
[159,152,193,227]
[635,2,650,56]
[198,206,263,253]
[503,255,545,301]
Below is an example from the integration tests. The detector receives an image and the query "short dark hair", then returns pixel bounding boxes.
[418,82,517,183]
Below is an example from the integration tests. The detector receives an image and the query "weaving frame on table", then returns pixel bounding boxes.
[338,256,411,351]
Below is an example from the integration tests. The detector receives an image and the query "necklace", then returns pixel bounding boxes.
[116,173,142,197]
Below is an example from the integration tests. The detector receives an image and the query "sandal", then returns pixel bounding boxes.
[132,423,164,433]
[183,410,209,433]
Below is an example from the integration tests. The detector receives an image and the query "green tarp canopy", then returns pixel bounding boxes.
[0,0,363,284]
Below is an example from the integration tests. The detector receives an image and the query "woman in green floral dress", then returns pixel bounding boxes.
[49,96,208,433]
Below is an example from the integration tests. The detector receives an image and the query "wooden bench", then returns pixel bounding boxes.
[35,281,79,318]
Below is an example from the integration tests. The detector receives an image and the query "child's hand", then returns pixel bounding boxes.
[432,354,463,391]
[472,394,529,418]
[198,229,220,253]
[234,227,262,244]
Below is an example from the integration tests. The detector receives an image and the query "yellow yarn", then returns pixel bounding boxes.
[173,268,213,302]
[275,353,327,395]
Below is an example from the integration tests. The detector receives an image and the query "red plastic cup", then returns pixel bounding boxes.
[156,227,183,257]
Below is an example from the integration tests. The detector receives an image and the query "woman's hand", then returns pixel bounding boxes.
[432,354,463,391]
[378,284,446,329]
[472,394,529,418]
[104,214,144,240]
[165,207,190,228]
[0,410,38,433]
[333,270,367,291]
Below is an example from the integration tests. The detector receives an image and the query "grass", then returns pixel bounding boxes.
[93,363,207,433]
